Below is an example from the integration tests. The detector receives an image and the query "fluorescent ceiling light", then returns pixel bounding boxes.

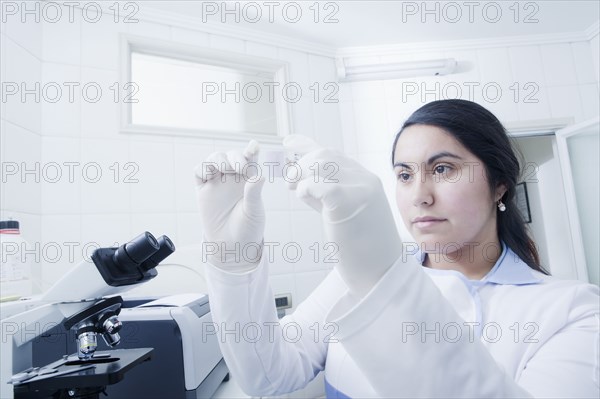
[337,58,457,82]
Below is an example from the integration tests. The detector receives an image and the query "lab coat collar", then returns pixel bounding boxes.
[412,241,542,286]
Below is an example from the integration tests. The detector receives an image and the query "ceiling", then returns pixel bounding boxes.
[142,1,599,48]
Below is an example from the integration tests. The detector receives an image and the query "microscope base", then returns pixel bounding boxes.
[13,348,153,399]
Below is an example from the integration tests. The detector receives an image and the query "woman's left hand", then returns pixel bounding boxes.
[283,135,403,298]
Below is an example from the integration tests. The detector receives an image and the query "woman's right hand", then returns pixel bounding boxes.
[194,140,266,272]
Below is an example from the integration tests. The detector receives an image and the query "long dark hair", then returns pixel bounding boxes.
[391,99,548,275]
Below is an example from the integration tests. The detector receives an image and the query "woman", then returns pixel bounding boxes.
[195,99,599,398]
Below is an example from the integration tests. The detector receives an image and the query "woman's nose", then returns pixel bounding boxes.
[412,174,434,207]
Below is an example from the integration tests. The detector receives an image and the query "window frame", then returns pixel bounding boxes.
[119,34,292,143]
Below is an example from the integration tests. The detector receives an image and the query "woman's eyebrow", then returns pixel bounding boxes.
[393,151,463,169]
[426,151,463,165]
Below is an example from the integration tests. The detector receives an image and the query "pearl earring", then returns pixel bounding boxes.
[497,200,506,212]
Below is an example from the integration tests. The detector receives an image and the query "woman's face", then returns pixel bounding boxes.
[393,124,504,255]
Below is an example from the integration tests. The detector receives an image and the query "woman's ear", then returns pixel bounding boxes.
[495,184,508,202]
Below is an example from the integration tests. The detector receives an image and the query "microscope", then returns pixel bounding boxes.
[1,232,175,399]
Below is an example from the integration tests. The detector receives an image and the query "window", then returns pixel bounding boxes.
[120,36,291,142]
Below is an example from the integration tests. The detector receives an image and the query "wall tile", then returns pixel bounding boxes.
[2,121,42,214]
[176,212,203,247]
[571,41,597,85]
[174,141,214,213]
[579,83,600,121]
[79,138,131,213]
[289,210,328,273]
[590,34,599,83]
[42,5,80,65]
[41,62,81,137]
[262,178,292,211]
[294,269,331,306]
[515,84,552,121]
[540,43,578,87]
[546,85,584,122]
[4,37,42,135]
[41,136,81,214]
[4,3,42,60]
[80,213,132,249]
[80,67,120,139]
[129,139,176,213]
[337,100,358,155]
[130,213,178,245]
[352,100,390,153]
[508,45,546,87]
[265,210,294,275]
[0,33,6,120]
[477,47,514,87]
[81,8,123,70]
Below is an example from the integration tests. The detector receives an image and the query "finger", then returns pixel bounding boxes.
[243,140,260,162]
[226,150,248,175]
[243,177,266,217]
[194,152,234,185]
[295,179,326,213]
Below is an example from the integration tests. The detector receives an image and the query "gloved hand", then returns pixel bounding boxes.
[194,140,266,273]
[283,135,402,298]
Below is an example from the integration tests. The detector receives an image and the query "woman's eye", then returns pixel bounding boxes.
[433,165,451,174]
[397,172,411,182]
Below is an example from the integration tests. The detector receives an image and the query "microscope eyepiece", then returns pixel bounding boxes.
[113,231,160,269]
[92,231,176,287]
[140,235,176,271]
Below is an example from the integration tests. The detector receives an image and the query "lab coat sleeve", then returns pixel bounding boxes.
[204,257,345,397]
[325,258,599,398]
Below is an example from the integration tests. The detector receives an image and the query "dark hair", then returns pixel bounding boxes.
[391,99,548,275]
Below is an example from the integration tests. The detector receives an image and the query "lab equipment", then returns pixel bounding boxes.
[0,220,35,299]
[0,231,226,399]
[32,294,228,399]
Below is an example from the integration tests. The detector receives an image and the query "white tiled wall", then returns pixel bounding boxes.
[1,13,43,284]
[1,2,341,300]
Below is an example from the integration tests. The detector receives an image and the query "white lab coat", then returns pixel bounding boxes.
[204,243,600,398]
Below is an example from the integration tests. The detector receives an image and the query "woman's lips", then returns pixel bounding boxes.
[412,217,446,229]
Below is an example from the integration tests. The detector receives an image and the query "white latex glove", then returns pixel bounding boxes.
[194,140,266,273]
[283,135,402,298]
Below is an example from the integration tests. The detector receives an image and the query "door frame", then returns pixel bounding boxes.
[554,117,600,282]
